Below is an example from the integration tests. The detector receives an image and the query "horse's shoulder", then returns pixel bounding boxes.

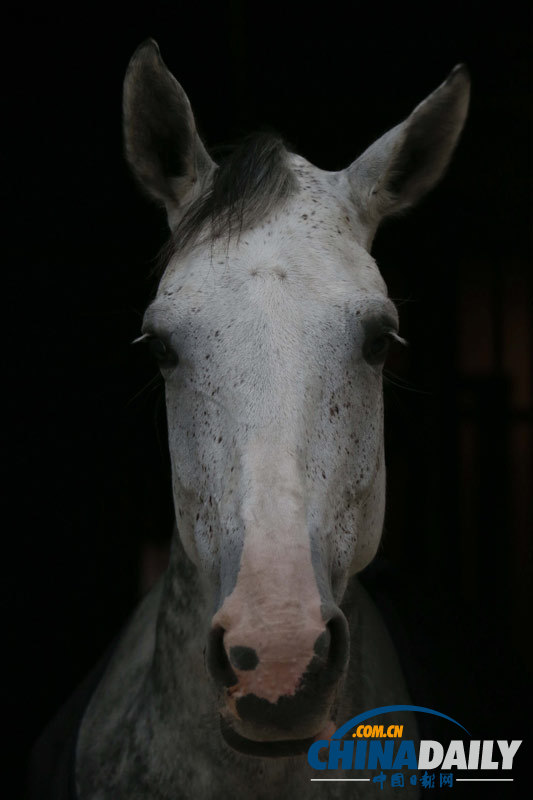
[74,580,164,797]
[27,634,122,800]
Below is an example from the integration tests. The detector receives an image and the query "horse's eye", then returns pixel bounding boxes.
[363,333,391,365]
[148,337,178,367]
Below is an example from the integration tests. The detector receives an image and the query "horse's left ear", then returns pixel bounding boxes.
[123,39,216,228]
[345,65,470,242]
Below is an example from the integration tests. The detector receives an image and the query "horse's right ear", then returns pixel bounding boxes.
[123,39,215,228]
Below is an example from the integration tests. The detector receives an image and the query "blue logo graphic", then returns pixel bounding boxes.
[331,705,471,740]
[307,704,521,789]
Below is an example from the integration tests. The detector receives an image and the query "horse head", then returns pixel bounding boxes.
[123,40,469,756]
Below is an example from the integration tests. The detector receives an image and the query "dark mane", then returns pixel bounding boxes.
[165,133,296,261]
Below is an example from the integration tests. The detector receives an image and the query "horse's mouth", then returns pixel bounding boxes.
[220,717,330,758]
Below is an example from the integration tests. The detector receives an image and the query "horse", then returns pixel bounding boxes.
[30,40,469,800]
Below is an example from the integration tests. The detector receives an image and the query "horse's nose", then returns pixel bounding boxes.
[206,607,349,729]
[206,625,239,689]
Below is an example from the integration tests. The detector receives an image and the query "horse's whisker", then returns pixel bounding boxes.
[384,370,432,395]
[126,373,162,406]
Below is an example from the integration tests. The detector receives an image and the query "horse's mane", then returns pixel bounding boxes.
[163,133,297,264]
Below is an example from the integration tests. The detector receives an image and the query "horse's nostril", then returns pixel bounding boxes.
[311,612,349,676]
[229,645,259,671]
[206,626,238,688]
[313,628,331,660]
[326,611,350,677]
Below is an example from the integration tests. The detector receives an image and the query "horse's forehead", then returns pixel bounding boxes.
[158,155,387,303]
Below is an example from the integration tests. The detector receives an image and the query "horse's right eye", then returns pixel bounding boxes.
[149,338,167,360]
[147,337,179,367]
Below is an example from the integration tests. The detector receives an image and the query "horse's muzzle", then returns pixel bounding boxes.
[206,608,349,746]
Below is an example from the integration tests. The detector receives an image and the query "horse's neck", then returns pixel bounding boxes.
[150,536,213,704]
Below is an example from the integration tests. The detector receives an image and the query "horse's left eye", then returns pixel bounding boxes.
[363,333,391,365]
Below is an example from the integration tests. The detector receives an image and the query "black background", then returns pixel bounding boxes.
[4,1,531,797]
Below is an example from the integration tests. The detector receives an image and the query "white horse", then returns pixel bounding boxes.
[38,40,470,799]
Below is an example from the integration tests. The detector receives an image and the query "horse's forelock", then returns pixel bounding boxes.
[158,133,297,269]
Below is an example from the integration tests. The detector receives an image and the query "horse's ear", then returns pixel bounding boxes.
[345,65,470,242]
[123,39,215,228]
